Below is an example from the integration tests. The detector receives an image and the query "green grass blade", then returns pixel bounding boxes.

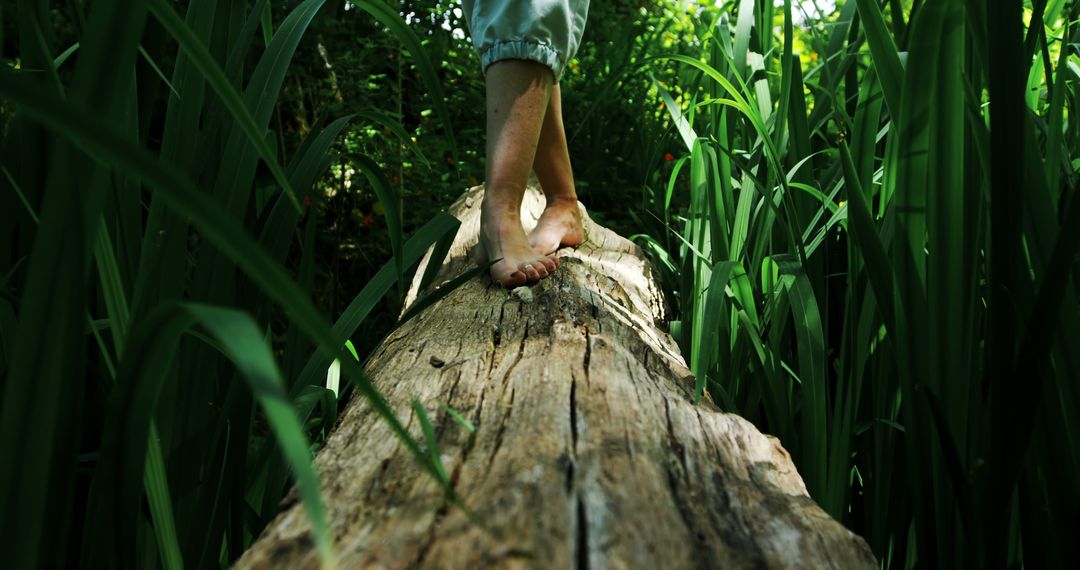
[1,164,40,224]
[785,56,814,185]
[183,303,333,564]
[629,233,681,299]
[786,272,828,511]
[733,0,755,77]
[437,399,476,433]
[417,219,460,293]
[138,45,181,100]
[348,153,405,306]
[730,173,754,260]
[653,75,699,152]
[259,0,273,47]
[293,212,460,392]
[1,0,148,559]
[52,41,80,69]
[355,109,432,167]
[260,115,353,262]
[94,217,131,357]
[0,69,446,520]
[658,54,805,262]
[412,399,448,485]
[839,141,896,335]
[773,0,794,151]
[224,0,271,81]
[854,0,905,117]
[80,304,193,568]
[397,260,496,327]
[145,0,318,211]
[694,261,737,404]
[350,0,459,166]
[144,422,184,570]
[1044,17,1071,197]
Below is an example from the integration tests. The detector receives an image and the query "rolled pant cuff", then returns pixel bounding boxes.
[481,39,564,82]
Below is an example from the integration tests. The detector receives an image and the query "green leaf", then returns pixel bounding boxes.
[184,304,334,562]
[355,108,432,167]
[733,0,755,77]
[839,141,896,335]
[348,154,405,306]
[413,399,448,485]
[145,0,321,211]
[398,260,495,328]
[694,261,737,404]
[259,0,273,47]
[138,45,182,100]
[260,115,353,263]
[144,422,184,570]
[437,399,476,433]
[854,0,905,117]
[293,213,460,393]
[94,217,132,357]
[652,74,698,151]
[785,272,827,510]
[0,68,446,542]
[350,0,459,166]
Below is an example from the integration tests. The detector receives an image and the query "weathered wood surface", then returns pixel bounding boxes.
[236,181,877,569]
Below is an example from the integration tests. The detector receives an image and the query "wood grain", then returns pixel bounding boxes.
[236,181,877,569]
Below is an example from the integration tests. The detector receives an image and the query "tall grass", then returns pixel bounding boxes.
[2,0,1077,567]
[636,0,1079,566]
[0,0,467,567]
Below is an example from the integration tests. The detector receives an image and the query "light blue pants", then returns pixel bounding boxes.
[460,0,591,83]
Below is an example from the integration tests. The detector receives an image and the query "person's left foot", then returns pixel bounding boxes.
[527,198,586,255]
[474,194,559,288]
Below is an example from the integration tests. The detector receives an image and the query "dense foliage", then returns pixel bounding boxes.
[1,0,1077,568]
[640,1,1080,567]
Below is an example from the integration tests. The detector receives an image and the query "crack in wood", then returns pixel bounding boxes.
[495,304,505,346]
[664,398,688,473]
[500,321,529,387]
[628,358,647,410]
[435,369,464,439]
[486,387,515,472]
[236,184,879,570]
[583,327,592,387]
[575,496,589,570]
[472,384,487,431]
[569,375,580,453]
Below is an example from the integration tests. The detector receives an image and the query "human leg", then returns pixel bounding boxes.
[528,83,585,255]
[476,59,560,288]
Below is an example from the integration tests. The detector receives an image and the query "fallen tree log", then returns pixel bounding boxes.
[237,182,877,569]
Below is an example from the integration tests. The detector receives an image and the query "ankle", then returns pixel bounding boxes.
[544,194,579,208]
[481,195,520,219]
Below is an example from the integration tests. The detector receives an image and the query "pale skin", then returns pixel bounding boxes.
[474,59,586,288]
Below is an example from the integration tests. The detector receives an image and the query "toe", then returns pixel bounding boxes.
[494,268,524,289]
[504,270,526,288]
[523,264,541,282]
[538,256,558,273]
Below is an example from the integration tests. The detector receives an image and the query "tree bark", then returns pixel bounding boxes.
[236,182,877,569]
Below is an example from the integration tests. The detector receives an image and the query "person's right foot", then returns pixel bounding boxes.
[527,197,585,256]
[475,197,559,288]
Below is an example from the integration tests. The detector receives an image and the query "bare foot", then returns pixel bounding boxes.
[476,199,559,288]
[527,198,585,256]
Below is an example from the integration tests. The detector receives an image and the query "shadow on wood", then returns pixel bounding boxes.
[236,182,877,569]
